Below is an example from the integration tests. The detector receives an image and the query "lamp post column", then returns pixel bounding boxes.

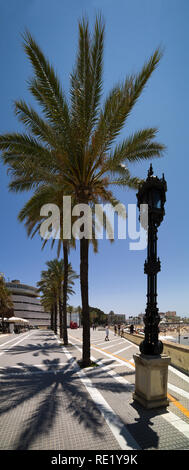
[133,165,170,409]
[140,218,162,356]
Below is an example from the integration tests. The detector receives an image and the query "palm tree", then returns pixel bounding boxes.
[77,305,82,327]
[0,276,13,333]
[37,265,58,334]
[67,305,74,325]
[0,16,165,365]
[18,184,79,344]
[37,259,78,340]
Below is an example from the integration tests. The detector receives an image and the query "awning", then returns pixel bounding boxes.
[7,317,29,324]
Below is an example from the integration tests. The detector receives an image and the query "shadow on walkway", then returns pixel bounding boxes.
[126,401,169,449]
[0,358,104,449]
[0,333,170,450]
[4,342,61,357]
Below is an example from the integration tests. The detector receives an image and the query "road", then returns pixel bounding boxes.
[0,328,189,450]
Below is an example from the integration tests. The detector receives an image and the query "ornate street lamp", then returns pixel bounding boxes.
[133,165,170,409]
[136,164,167,355]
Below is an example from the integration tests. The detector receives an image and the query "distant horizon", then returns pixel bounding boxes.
[1,1,189,319]
[3,274,188,320]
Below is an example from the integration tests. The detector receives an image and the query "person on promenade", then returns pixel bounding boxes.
[105,325,110,341]
[118,324,121,336]
[114,324,117,336]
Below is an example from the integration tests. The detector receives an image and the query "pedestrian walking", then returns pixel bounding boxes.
[118,324,121,336]
[114,324,117,336]
[105,325,110,341]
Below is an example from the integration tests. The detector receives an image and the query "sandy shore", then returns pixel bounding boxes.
[160,326,189,337]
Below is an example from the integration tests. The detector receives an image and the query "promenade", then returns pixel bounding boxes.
[0,328,189,450]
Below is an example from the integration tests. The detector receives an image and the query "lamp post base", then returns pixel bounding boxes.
[133,353,171,409]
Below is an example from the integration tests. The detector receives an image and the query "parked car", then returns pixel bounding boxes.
[70,321,78,329]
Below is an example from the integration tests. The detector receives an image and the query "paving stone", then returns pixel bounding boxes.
[0,329,188,450]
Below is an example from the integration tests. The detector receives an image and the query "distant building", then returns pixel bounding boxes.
[129,311,177,325]
[127,316,141,325]
[108,312,126,324]
[6,280,50,327]
[165,311,176,318]
[138,313,145,321]
[116,314,126,323]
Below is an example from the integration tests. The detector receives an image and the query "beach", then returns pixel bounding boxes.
[159,326,189,346]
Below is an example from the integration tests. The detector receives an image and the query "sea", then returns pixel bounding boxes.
[160,334,189,346]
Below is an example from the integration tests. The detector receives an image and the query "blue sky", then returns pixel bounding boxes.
[0,0,189,317]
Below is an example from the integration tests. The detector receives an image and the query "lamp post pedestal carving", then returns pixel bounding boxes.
[133,165,170,409]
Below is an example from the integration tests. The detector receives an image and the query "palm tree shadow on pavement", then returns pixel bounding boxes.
[5,341,62,357]
[0,358,106,450]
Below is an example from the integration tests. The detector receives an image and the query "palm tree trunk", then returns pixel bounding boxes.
[80,237,90,366]
[54,301,58,335]
[59,296,63,339]
[53,305,56,332]
[62,241,68,345]
[50,306,54,331]
[1,314,5,334]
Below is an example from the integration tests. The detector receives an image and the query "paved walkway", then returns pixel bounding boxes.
[0,328,189,450]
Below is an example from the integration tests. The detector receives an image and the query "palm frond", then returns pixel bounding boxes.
[89,14,104,127]
[14,100,61,149]
[70,18,92,141]
[0,133,56,165]
[91,48,163,158]
[23,31,70,145]
[107,128,166,170]
[110,176,143,190]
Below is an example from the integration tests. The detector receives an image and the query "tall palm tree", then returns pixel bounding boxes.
[0,16,165,365]
[37,258,78,339]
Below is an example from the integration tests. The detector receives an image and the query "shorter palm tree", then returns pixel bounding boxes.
[37,259,78,341]
[0,276,13,333]
[77,306,82,327]
[67,305,74,325]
